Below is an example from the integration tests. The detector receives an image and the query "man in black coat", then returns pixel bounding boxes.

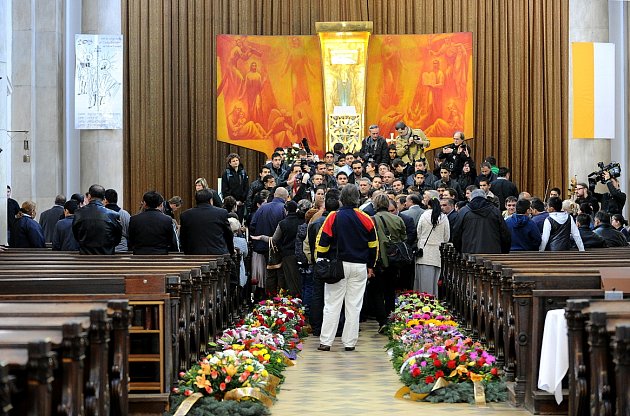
[128,191,179,254]
[72,184,122,255]
[359,124,389,165]
[179,189,234,255]
[490,167,519,211]
[452,189,511,254]
[39,194,66,243]
[593,211,628,247]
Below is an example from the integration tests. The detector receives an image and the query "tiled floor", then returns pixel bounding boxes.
[272,321,532,415]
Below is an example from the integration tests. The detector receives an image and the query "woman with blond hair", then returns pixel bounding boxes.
[194,177,222,207]
[9,201,45,248]
[415,194,450,295]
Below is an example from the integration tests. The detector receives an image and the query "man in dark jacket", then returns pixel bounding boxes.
[128,191,179,254]
[221,153,249,221]
[593,211,628,247]
[52,200,80,251]
[250,187,289,294]
[269,200,304,296]
[591,172,626,215]
[575,214,605,248]
[359,124,389,165]
[505,199,541,251]
[179,189,234,255]
[72,184,122,254]
[452,189,511,254]
[39,194,66,243]
[490,167,519,211]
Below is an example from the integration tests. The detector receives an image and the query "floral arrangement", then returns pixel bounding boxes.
[168,292,307,415]
[174,349,268,398]
[386,291,507,403]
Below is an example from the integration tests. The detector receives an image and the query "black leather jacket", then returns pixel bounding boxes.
[594,223,628,247]
[72,200,122,254]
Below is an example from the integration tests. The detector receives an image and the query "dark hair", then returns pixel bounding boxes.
[326,188,341,201]
[271,152,282,159]
[456,201,468,210]
[576,213,591,228]
[284,200,298,213]
[262,174,275,185]
[64,200,79,214]
[223,196,237,212]
[226,153,240,166]
[595,210,611,224]
[530,198,545,212]
[485,156,497,166]
[255,190,270,206]
[332,143,344,153]
[143,190,164,209]
[515,199,531,215]
[336,171,348,179]
[579,202,593,216]
[547,196,562,212]
[394,121,406,130]
[324,197,340,212]
[498,167,510,177]
[71,193,84,204]
[104,189,118,204]
[88,184,105,200]
[54,194,67,205]
[612,214,627,226]
[195,189,213,204]
[428,197,441,226]
[550,187,561,196]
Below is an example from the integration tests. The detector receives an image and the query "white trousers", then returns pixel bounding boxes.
[319,261,367,348]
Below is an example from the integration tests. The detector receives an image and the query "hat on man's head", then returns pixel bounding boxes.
[470,189,486,200]
[394,121,406,130]
[227,217,241,233]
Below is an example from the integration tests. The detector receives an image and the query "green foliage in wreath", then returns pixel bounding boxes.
[165,394,270,416]
[409,380,508,404]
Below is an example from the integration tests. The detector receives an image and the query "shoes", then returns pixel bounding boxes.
[317,344,331,351]
[344,346,355,351]
[378,325,387,334]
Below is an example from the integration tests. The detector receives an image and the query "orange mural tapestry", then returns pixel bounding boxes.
[216,35,325,157]
[366,33,474,150]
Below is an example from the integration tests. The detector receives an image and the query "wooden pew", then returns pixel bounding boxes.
[565,299,630,416]
[0,300,130,416]
[0,340,56,416]
[440,247,630,412]
[0,251,236,413]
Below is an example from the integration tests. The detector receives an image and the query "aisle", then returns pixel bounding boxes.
[272,321,531,415]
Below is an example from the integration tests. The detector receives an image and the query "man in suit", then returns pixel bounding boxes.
[440,197,458,242]
[179,189,234,255]
[39,194,66,243]
[401,194,424,228]
[52,200,80,251]
[128,190,179,254]
[72,184,122,255]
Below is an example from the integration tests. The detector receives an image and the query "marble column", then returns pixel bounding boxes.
[79,0,124,206]
[0,0,9,245]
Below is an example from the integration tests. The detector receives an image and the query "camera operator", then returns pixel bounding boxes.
[394,121,430,165]
[574,182,600,214]
[437,131,472,179]
[589,168,626,215]
[359,124,389,165]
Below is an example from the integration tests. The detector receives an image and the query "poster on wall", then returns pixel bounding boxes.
[366,33,474,150]
[216,35,325,158]
[75,34,123,129]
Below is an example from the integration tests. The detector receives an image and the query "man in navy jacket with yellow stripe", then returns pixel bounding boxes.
[315,184,378,352]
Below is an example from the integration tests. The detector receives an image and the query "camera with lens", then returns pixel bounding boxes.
[588,162,621,185]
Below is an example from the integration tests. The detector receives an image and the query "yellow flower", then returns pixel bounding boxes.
[422,306,431,312]
[195,374,210,389]
[470,372,484,382]
[225,364,237,377]
[232,344,245,351]
[199,361,211,375]
[263,354,270,361]
[261,369,268,378]
[449,364,469,378]
[246,365,254,372]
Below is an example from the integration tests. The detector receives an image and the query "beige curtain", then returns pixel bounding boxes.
[122,0,568,207]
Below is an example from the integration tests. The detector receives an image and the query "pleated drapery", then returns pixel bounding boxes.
[122,0,568,208]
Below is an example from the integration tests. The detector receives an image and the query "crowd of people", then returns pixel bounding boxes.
[5,125,629,352]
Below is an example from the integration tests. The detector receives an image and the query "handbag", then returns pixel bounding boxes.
[266,239,283,270]
[313,242,345,284]
[416,225,435,258]
[378,216,414,267]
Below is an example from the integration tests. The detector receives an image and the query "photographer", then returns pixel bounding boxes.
[589,166,626,215]
[394,121,430,165]
[359,124,389,165]
[437,131,472,179]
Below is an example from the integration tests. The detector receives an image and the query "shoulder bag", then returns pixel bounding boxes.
[378,216,414,267]
[266,239,283,270]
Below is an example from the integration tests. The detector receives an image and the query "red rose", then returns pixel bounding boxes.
[275,318,284,325]
[184,390,192,396]
[460,354,467,362]
[412,367,421,377]
[430,353,438,359]
[425,376,435,384]
[477,357,486,366]
[491,367,498,376]
[279,326,286,332]
[447,360,456,369]
[433,359,442,367]
[435,370,445,378]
